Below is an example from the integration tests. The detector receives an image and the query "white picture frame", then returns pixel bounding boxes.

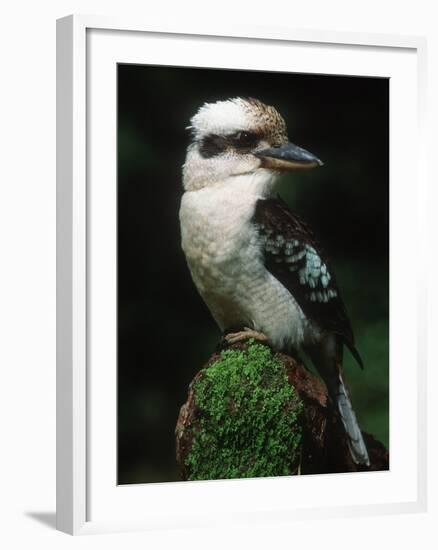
[56,14,427,535]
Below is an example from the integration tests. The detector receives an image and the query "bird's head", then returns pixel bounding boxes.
[182,97,322,194]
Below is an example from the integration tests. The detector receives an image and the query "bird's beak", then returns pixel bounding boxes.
[255,142,323,171]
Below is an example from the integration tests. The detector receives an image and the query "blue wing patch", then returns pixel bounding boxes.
[261,233,338,304]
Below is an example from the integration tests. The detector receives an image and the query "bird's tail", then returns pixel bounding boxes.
[335,374,370,466]
[307,336,370,466]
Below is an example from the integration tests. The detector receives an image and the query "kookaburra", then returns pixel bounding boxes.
[179,97,370,466]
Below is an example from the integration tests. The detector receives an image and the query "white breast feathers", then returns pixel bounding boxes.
[179,177,318,351]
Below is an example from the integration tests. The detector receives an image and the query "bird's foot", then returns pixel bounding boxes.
[224,327,269,346]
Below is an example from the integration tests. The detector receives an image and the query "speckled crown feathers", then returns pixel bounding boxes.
[188,97,288,144]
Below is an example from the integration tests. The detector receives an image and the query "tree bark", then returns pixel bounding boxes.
[176,341,388,481]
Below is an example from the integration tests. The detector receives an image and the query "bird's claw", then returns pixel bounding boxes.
[224,327,269,346]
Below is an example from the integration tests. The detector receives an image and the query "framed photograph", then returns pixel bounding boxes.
[56,15,427,535]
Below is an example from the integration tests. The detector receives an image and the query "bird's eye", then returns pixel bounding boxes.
[232,131,257,149]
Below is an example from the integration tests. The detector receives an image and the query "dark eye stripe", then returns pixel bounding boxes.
[199,131,260,158]
[199,134,228,158]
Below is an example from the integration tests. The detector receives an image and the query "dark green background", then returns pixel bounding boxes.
[117,64,389,484]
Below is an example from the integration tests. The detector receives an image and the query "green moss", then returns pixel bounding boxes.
[185,341,303,480]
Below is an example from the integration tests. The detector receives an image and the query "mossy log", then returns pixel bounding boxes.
[176,341,388,481]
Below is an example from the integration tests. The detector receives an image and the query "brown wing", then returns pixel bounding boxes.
[253,197,363,368]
